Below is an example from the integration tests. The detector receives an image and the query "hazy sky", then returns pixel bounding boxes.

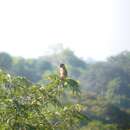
[0,0,130,60]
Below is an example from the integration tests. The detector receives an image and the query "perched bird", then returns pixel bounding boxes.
[59,64,68,80]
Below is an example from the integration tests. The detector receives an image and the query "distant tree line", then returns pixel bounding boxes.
[0,49,87,83]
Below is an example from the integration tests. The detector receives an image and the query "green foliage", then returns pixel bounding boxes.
[0,52,12,70]
[0,50,87,82]
[1,50,130,129]
[0,70,86,130]
[105,78,121,103]
[60,49,87,69]
[80,121,118,130]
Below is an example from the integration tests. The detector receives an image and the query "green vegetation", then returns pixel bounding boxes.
[0,70,86,129]
[1,49,130,129]
[80,121,118,130]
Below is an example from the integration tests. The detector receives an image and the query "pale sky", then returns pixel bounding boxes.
[0,0,130,60]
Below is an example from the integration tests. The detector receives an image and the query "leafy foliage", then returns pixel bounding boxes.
[1,50,130,129]
[80,120,118,130]
[0,70,86,130]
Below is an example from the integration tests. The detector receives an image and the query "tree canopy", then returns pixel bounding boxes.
[1,50,130,130]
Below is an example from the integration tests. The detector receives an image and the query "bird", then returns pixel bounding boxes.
[59,64,68,80]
